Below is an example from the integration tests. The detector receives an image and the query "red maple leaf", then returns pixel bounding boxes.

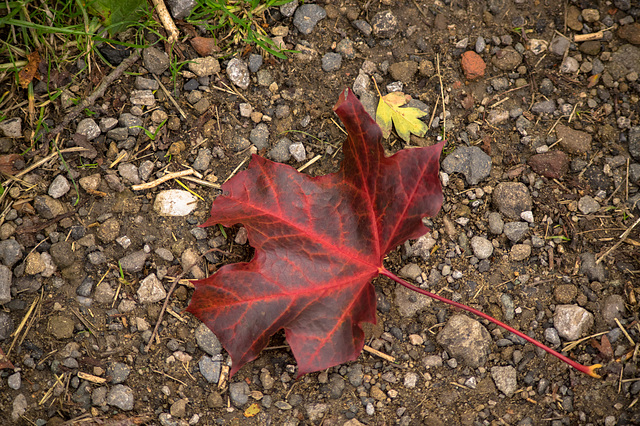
[187,89,444,376]
[186,90,602,379]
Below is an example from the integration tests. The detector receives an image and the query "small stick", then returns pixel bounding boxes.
[547,137,563,149]
[363,344,396,362]
[166,307,187,323]
[626,157,630,201]
[488,84,531,103]
[143,271,186,354]
[489,96,510,109]
[151,369,187,386]
[596,216,640,264]
[180,175,221,189]
[150,0,179,43]
[615,317,636,346]
[574,32,603,42]
[330,117,348,135]
[153,74,187,120]
[428,94,440,128]
[225,158,248,183]
[562,331,609,352]
[567,102,580,123]
[109,151,128,169]
[436,53,447,137]
[578,150,601,180]
[132,169,195,190]
[4,147,87,185]
[77,372,106,384]
[47,51,140,141]
[213,80,249,103]
[297,154,322,172]
[7,294,40,355]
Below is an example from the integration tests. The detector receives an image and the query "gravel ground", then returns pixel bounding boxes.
[1,0,640,425]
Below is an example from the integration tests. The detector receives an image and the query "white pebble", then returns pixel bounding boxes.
[520,211,534,223]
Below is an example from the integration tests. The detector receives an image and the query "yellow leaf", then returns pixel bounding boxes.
[376,92,428,143]
[244,403,260,417]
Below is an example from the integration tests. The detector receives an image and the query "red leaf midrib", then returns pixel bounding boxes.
[381,156,433,254]
[344,110,383,262]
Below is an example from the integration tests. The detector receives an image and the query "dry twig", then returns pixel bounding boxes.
[143,270,187,354]
[132,169,195,190]
[150,0,179,43]
[47,51,140,141]
[363,344,395,362]
[596,216,640,264]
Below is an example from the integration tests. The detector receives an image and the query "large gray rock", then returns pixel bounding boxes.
[106,385,134,411]
[293,4,326,35]
[441,146,491,185]
[607,44,640,80]
[437,315,491,368]
[229,381,250,406]
[195,323,222,356]
[0,239,22,267]
[166,0,196,19]
[142,47,169,75]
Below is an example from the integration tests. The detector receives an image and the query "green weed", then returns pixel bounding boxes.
[187,0,295,59]
[133,118,167,141]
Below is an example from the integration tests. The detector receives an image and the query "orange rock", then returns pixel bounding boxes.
[461,51,486,80]
[190,37,219,57]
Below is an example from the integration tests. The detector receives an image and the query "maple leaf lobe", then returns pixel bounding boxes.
[187,88,443,377]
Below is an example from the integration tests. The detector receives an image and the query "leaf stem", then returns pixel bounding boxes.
[379,268,602,378]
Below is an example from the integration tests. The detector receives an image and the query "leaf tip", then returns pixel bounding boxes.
[583,364,603,379]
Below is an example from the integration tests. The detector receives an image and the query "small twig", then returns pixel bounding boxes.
[4,147,87,186]
[132,169,195,190]
[215,80,249,103]
[363,344,395,363]
[47,51,140,141]
[153,74,187,120]
[615,317,636,346]
[489,96,510,109]
[626,157,630,201]
[488,83,531,104]
[19,210,76,234]
[109,151,128,169]
[574,32,603,42]
[562,331,609,352]
[596,216,640,264]
[330,117,348,135]
[225,158,248,183]
[577,150,601,180]
[77,372,107,384]
[7,293,40,355]
[150,0,179,43]
[297,154,322,172]
[143,271,186,354]
[428,94,440,128]
[567,102,580,123]
[151,369,187,386]
[436,53,446,137]
[180,175,221,189]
